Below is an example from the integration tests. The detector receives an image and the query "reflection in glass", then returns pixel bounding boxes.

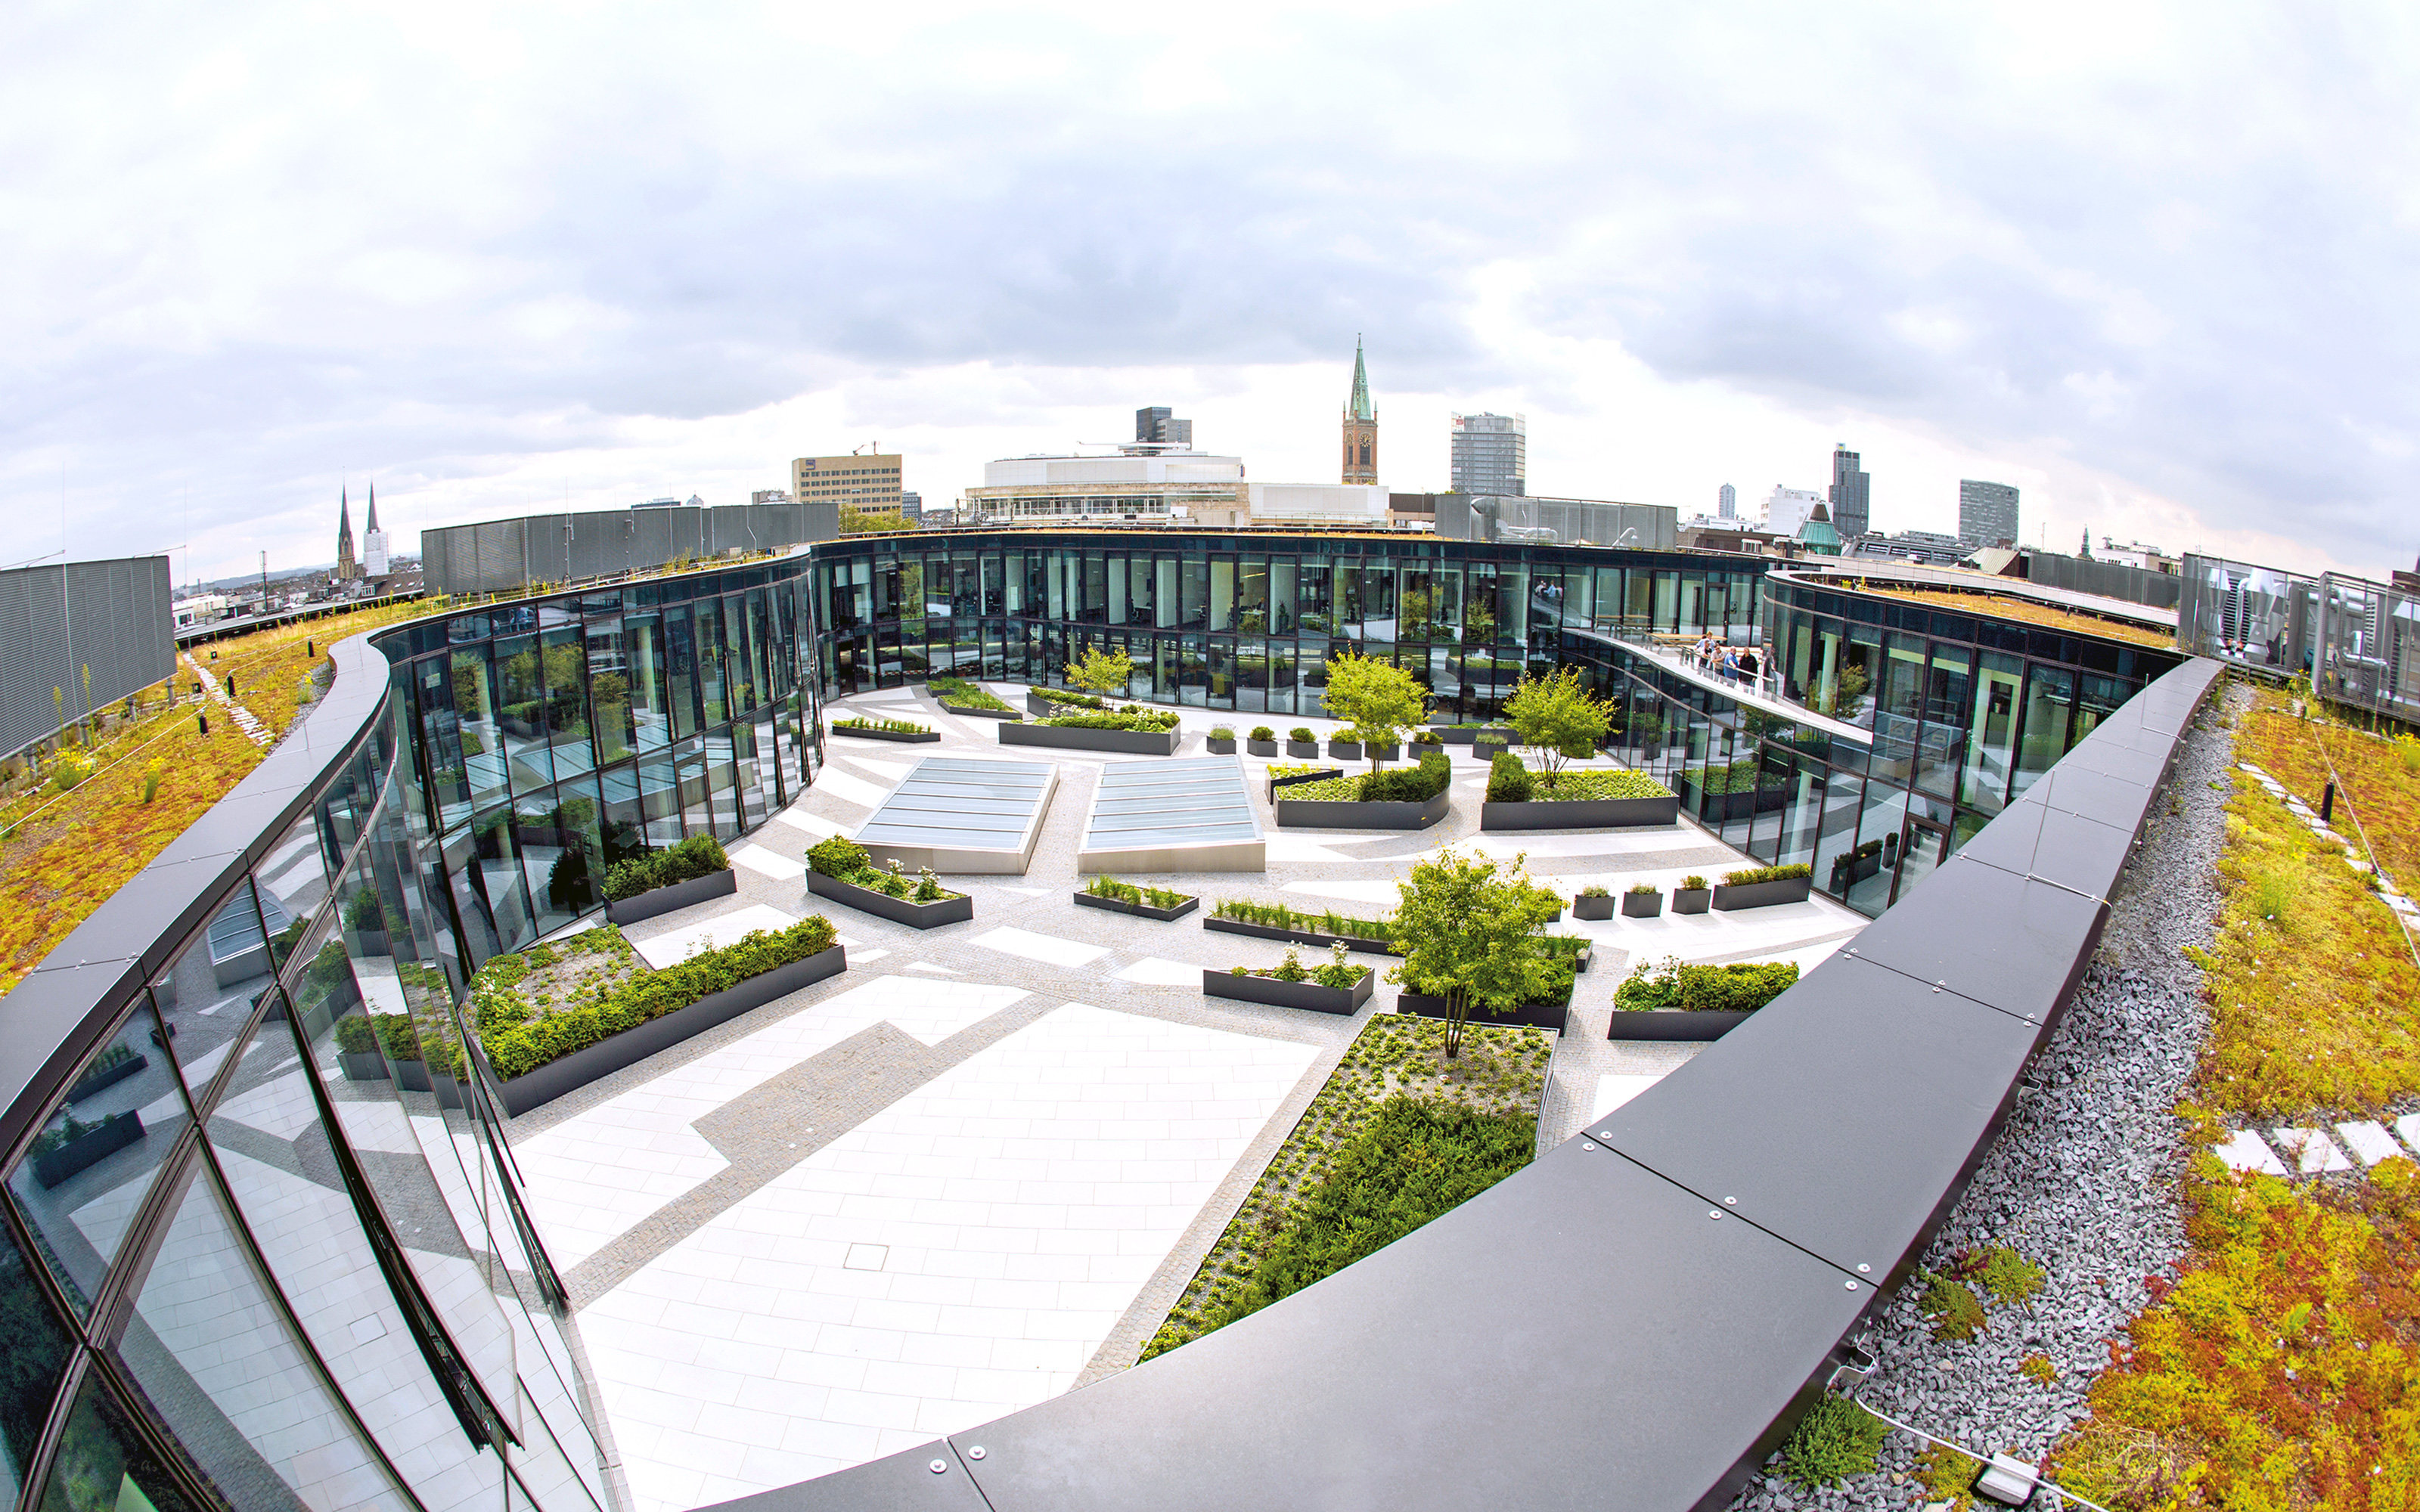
[0,1221,72,1503]
[38,1370,205,1512]
[117,1163,411,1510]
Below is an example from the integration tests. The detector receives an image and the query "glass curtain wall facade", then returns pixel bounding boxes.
[808,531,1766,720]
[0,562,821,1512]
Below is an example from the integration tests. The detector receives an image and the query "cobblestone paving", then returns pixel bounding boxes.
[503,681,1866,1505]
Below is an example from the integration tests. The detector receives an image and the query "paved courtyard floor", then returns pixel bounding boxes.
[503,683,1865,1512]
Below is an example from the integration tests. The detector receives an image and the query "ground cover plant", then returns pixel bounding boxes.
[1484,748,1672,803]
[1723,863,1812,886]
[806,835,963,902]
[2233,685,2420,897]
[1212,897,1395,942]
[602,834,729,902]
[1032,686,1107,710]
[833,714,931,734]
[1084,875,1190,909]
[1613,957,1801,1013]
[472,914,838,1080]
[1142,1013,1551,1361]
[1779,1395,1888,1489]
[0,600,427,995]
[2051,714,2420,1512]
[1271,749,1450,803]
[1859,584,2176,652]
[1038,705,1181,733]
[927,677,1010,711]
[1224,944,1366,989]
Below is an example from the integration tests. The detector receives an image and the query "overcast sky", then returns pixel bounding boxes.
[5,0,2415,585]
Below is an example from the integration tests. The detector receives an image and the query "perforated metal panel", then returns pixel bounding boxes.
[0,556,174,761]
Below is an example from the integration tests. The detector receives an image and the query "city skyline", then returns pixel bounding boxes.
[6,2,2414,586]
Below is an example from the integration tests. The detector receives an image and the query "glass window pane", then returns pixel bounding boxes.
[10,992,191,1320]
[151,879,275,1110]
[0,1221,73,1502]
[541,627,592,781]
[451,647,510,814]
[494,636,554,794]
[38,1370,207,1512]
[624,612,670,754]
[206,1011,504,1508]
[117,1163,412,1510]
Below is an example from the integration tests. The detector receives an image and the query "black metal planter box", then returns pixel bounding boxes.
[66,1053,148,1103]
[1207,737,1236,754]
[1274,790,1450,831]
[1607,1009,1754,1042]
[1430,727,1512,746]
[1001,723,1181,756]
[1284,739,1322,758]
[1711,877,1814,911]
[1026,689,1107,718]
[1203,968,1374,1016]
[605,867,740,927]
[1395,993,1570,1036]
[833,724,942,743]
[1246,739,1278,757]
[941,701,1020,721]
[1205,915,1398,956]
[1621,891,1664,918]
[1573,894,1615,921]
[495,944,849,1116]
[32,1112,144,1190]
[1479,795,1681,831]
[338,1052,390,1083]
[1672,888,1711,915]
[1267,767,1344,804]
[808,870,976,928]
[1074,891,1199,922]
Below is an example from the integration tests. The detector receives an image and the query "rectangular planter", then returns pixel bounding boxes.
[1326,740,1363,762]
[605,866,739,927]
[1479,795,1681,831]
[1267,767,1344,804]
[1621,891,1663,918]
[494,944,849,1117]
[1203,968,1375,1016]
[1246,739,1278,757]
[1207,738,1237,754]
[1608,1009,1755,1042]
[32,1112,144,1190]
[1284,740,1322,758]
[1711,877,1814,911]
[1073,891,1200,922]
[392,1058,433,1094]
[1472,740,1509,762]
[1026,689,1108,718]
[833,723,942,743]
[1827,852,1883,893]
[1671,888,1711,916]
[1430,727,1510,746]
[338,1051,391,1083]
[1205,914,1398,956]
[1395,993,1570,1036]
[808,869,976,928]
[66,1053,149,1104]
[940,701,1021,721]
[1000,722,1181,756]
[1572,894,1615,921]
[1274,789,1450,831]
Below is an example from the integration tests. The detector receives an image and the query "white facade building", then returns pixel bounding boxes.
[963,448,1386,528]
[1764,486,1827,538]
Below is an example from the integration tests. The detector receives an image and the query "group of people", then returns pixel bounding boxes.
[1692,634,1762,686]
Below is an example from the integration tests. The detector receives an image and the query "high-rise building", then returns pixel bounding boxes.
[1957,479,2021,548]
[1718,483,1736,519]
[1828,446,1871,538]
[1134,407,1194,447]
[1341,340,1378,484]
[793,451,904,519]
[334,487,358,580]
[362,483,389,577]
[1450,412,1525,497]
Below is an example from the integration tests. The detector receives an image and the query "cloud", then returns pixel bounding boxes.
[0,0,2412,581]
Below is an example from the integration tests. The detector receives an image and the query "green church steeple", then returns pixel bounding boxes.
[1348,336,1374,423]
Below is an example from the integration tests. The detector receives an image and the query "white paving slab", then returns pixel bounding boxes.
[2399,1114,2420,1157]
[771,808,845,841]
[517,978,1028,1271]
[2334,1121,2404,1167]
[805,767,892,810]
[2271,1126,2353,1173]
[731,844,808,881]
[970,927,1107,969]
[1280,879,1404,906]
[1260,835,1365,864]
[1112,956,1207,987]
[2214,1129,2288,1176]
[1591,1074,1665,1120]
[578,1002,1320,1512]
[632,905,807,969]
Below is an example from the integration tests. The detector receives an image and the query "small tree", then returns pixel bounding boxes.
[1065,644,1135,701]
[1502,666,1609,789]
[1320,649,1429,774]
[1387,847,1563,1058]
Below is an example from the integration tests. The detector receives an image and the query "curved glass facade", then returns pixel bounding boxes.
[0,533,2185,1510]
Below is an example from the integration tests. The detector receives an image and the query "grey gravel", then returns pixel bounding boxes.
[1738,689,2235,1508]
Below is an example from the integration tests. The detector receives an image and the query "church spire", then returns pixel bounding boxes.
[336,487,358,581]
[365,482,379,535]
[1348,336,1374,423]
[1339,338,1379,484]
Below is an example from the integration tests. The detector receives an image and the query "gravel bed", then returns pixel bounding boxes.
[1737,689,2235,1509]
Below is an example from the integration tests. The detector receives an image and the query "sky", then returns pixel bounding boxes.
[5,0,2416,587]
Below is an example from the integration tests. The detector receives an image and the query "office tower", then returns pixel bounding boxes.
[1134,407,1193,446]
[1341,339,1378,483]
[1718,483,1736,519]
[1829,446,1871,538]
[793,452,904,517]
[1958,479,2021,547]
[362,483,388,576]
[1450,412,1525,497]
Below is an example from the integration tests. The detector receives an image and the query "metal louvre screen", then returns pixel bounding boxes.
[0,556,175,761]
[423,505,825,594]
[2021,550,2183,610]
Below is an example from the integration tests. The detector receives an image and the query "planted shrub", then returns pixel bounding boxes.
[1679,875,1708,891]
[1087,875,1143,904]
[1578,885,1611,898]
[1485,751,1533,803]
[929,677,1010,711]
[1249,727,1275,742]
[1035,686,1106,709]
[1358,751,1450,804]
[1920,1272,1987,1340]
[1614,958,1801,1013]
[806,835,869,879]
[1209,724,1236,740]
[1042,708,1181,732]
[334,1014,380,1055]
[835,714,930,735]
[603,834,731,901]
[1212,898,1394,942]
[1722,863,1812,887]
[1779,1396,1887,1489]
[1626,882,1659,896]
[1289,727,1316,743]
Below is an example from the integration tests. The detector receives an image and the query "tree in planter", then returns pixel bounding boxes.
[1387,848,1564,1058]
[1065,645,1136,702]
[1502,667,1610,789]
[1320,649,1430,775]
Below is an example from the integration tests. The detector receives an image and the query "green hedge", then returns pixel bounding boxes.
[1285,751,1449,804]
[1033,686,1106,708]
[835,714,930,734]
[1615,959,1801,1013]
[1487,754,1672,802]
[929,677,1009,711]
[1041,708,1181,732]
[1723,863,1812,886]
[603,834,729,902]
[1486,751,1532,802]
[479,917,838,1080]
